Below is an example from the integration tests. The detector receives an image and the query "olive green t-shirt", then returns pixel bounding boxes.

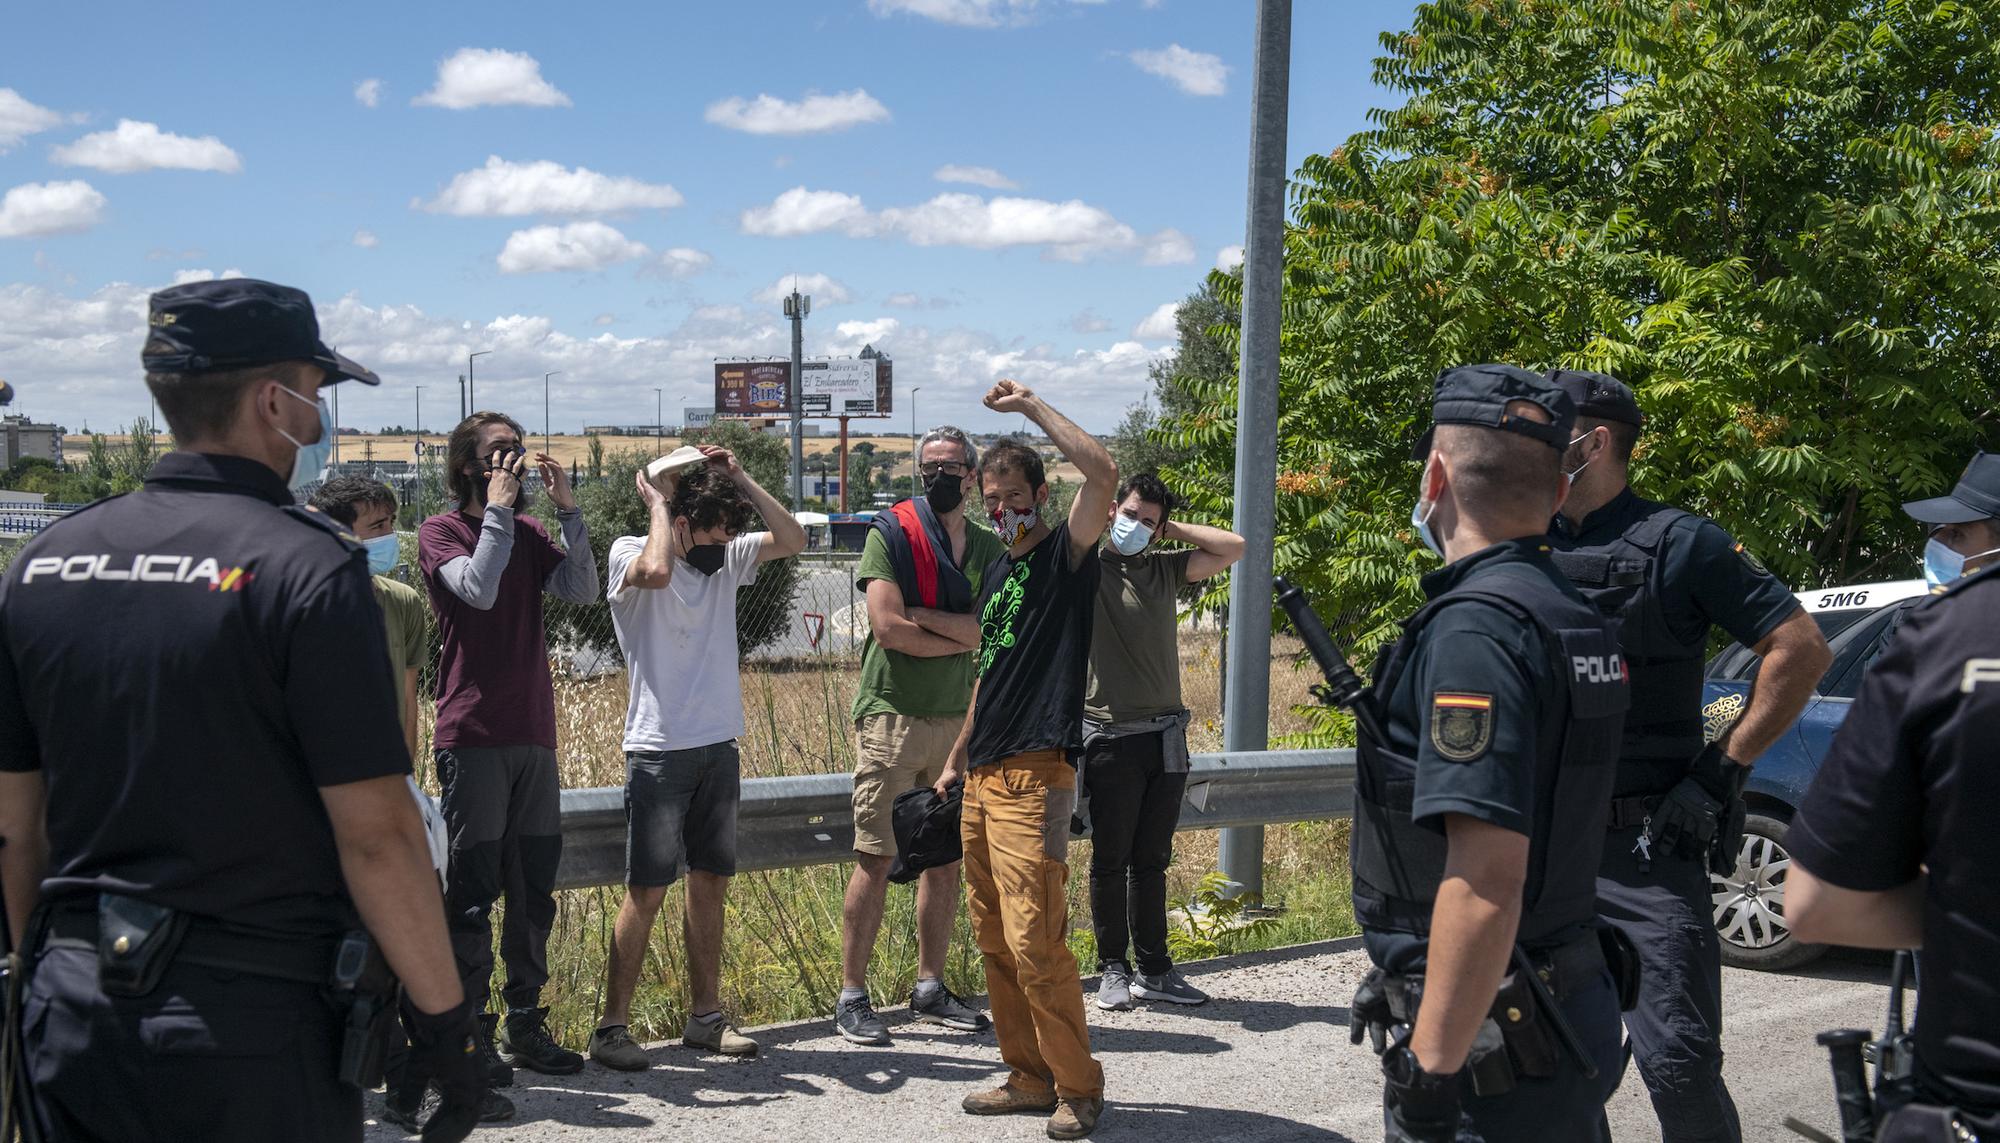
[374,574,430,731]
[1084,546,1195,723]
[850,523,1008,721]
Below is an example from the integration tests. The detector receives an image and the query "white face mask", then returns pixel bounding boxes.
[990,504,1039,547]
[1564,431,1594,486]
[1108,515,1153,555]
[1411,461,1443,558]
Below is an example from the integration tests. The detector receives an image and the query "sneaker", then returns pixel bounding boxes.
[588,1024,651,1072]
[962,1083,1060,1116]
[475,1012,514,1087]
[834,994,891,1046]
[1047,1096,1105,1139]
[682,1012,758,1057]
[1131,969,1209,1006]
[378,1087,430,1134]
[500,1006,586,1075]
[1095,963,1133,1012]
[910,983,992,1032]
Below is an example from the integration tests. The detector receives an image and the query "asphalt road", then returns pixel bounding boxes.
[364,940,1888,1142]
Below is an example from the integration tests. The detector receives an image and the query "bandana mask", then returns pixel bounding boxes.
[990,505,1039,547]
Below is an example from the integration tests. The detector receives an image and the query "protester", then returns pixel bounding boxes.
[418,412,597,1082]
[310,476,427,757]
[1082,472,1243,1011]
[835,425,1004,1046]
[587,446,806,1071]
[933,380,1117,1140]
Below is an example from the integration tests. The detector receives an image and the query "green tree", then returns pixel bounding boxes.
[1164,0,2000,715]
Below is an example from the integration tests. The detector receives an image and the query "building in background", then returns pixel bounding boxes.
[3,414,65,469]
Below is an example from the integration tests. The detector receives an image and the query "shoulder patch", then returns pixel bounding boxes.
[1733,542,1769,576]
[1430,692,1494,762]
[1702,691,1746,743]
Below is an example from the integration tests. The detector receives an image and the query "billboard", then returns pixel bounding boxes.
[683,407,715,428]
[714,358,895,418]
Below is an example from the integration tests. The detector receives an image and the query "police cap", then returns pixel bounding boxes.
[1546,369,1645,430]
[1412,363,1576,459]
[142,278,380,385]
[1902,450,2000,525]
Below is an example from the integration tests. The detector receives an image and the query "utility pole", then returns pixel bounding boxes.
[457,374,466,422]
[414,386,424,438]
[1218,0,1292,904]
[654,389,663,447]
[783,288,809,510]
[468,350,491,414]
[909,387,923,491]
[544,371,562,454]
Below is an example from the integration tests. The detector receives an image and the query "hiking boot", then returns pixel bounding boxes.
[910,982,992,1032]
[834,994,891,1045]
[962,1083,1060,1116]
[1096,962,1133,1011]
[477,1088,517,1123]
[588,1024,651,1072]
[1047,1096,1104,1139]
[1131,969,1209,1006]
[379,1087,429,1134]
[682,1012,758,1057]
[500,1006,585,1075]
[475,1012,514,1087]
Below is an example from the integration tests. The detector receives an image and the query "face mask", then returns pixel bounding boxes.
[1922,536,2000,589]
[1564,432,1593,486]
[923,469,964,515]
[1108,515,1153,556]
[273,384,333,491]
[362,533,400,575]
[685,542,728,577]
[990,505,1039,547]
[1411,463,1443,558]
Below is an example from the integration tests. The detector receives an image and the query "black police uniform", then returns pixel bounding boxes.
[1545,374,1799,1143]
[1788,565,2000,1139]
[1352,365,1631,1142]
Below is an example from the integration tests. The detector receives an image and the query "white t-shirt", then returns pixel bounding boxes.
[607,532,764,753]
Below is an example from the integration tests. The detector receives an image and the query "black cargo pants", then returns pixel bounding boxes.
[436,744,563,1012]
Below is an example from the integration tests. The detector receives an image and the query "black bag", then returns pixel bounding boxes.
[97,893,189,998]
[889,780,963,884]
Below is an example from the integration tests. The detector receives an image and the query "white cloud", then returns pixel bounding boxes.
[1068,309,1112,333]
[703,89,890,136]
[0,89,71,153]
[412,48,571,110]
[50,120,242,174]
[752,273,854,306]
[835,317,900,344]
[0,181,107,239]
[592,312,616,326]
[740,187,871,238]
[168,268,247,286]
[420,156,682,216]
[933,164,1018,190]
[740,185,1192,264]
[867,0,1039,27]
[353,229,379,249]
[653,247,712,278]
[495,221,649,274]
[354,78,384,108]
[1133,302,1179,341]
[1216,244,1244,271]
[1130,44,1228,96]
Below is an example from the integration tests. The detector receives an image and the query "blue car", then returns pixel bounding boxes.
[1701,578,1932,970]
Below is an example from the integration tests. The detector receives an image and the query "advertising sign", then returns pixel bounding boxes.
[683,407,715,428]
[798,358,876,416]
[714,361,792,416]
[715,357,895,418]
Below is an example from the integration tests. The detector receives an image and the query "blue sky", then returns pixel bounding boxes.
[1,0,1421,437]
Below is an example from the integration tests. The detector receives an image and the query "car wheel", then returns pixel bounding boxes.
[1711,811,1827,972]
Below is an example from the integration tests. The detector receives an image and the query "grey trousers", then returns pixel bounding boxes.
[436,744,563,1011]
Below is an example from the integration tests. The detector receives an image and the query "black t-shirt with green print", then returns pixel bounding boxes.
[967,521,1101,769]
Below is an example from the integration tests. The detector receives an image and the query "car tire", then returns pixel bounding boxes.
[1711,811,1828,972]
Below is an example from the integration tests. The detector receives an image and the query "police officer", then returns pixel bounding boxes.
[1786,548,2000,1137]
[1903,450,2000,589]
[1349,364,1631,1141]
[1545,370,1832,1143]
[0,279,483,1143]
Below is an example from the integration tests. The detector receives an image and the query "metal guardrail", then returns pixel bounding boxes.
[553,748,1356,890]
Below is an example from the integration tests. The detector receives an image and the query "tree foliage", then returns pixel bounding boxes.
[1162,0,2000,680]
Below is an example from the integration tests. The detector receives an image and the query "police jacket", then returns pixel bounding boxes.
[1356,540,1629,975]
[0,453,413,936]
[1549,488,1798,796]
[1789,565,2000,1110]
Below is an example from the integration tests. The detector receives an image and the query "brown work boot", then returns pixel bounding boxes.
[961,1083,1060,1116]
[1047,1096,1104,1139]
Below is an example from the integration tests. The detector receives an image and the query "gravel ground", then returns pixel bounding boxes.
[365,940,1887,1142]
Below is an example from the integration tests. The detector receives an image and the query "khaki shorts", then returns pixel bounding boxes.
[852,712,962,856]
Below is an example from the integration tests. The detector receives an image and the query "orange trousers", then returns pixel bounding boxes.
[962,750,1104,1101]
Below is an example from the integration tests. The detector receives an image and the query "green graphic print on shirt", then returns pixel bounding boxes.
[979,560,1031,675]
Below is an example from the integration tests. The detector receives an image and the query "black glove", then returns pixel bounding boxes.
[1652,742,1740,861]
[1350,968,1394,1054]
[401,996,484,1143]
[1382,1044,1462,1143]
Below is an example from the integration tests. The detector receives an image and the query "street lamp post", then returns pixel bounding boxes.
[414,386,424,438]
[909,386,923,490]
[654,389,663,446]
[467,350,491,414]
[543,371,562,454]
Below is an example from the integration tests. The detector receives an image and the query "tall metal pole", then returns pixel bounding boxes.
[544,371,561,454]
[468,350,490,413]
[330,385,340,467]
[787,291,807,510]
[458,374,465,421]
[414,386,423,438]
[654,389,663,447]
[1218,0,1292,904]
[910,387,922,490]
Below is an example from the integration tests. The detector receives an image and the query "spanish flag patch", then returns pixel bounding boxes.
[1431,692,1494,762]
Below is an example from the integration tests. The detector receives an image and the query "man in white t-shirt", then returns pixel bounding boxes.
[587,445,806,1072]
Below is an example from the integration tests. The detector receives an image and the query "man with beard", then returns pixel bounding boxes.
[418,411,598,1084]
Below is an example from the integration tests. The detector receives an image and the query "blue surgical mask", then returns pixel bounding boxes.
[273,384,333,491]
[1108,515,1153,556]
[1923,536,2000,589]
[1411,464,1443,558]
[362,533,400,575]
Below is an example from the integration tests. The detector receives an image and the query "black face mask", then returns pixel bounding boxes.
[685,543,727,577]
[923,469,964,515]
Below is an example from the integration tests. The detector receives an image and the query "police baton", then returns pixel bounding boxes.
[1274,576,1387,744]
